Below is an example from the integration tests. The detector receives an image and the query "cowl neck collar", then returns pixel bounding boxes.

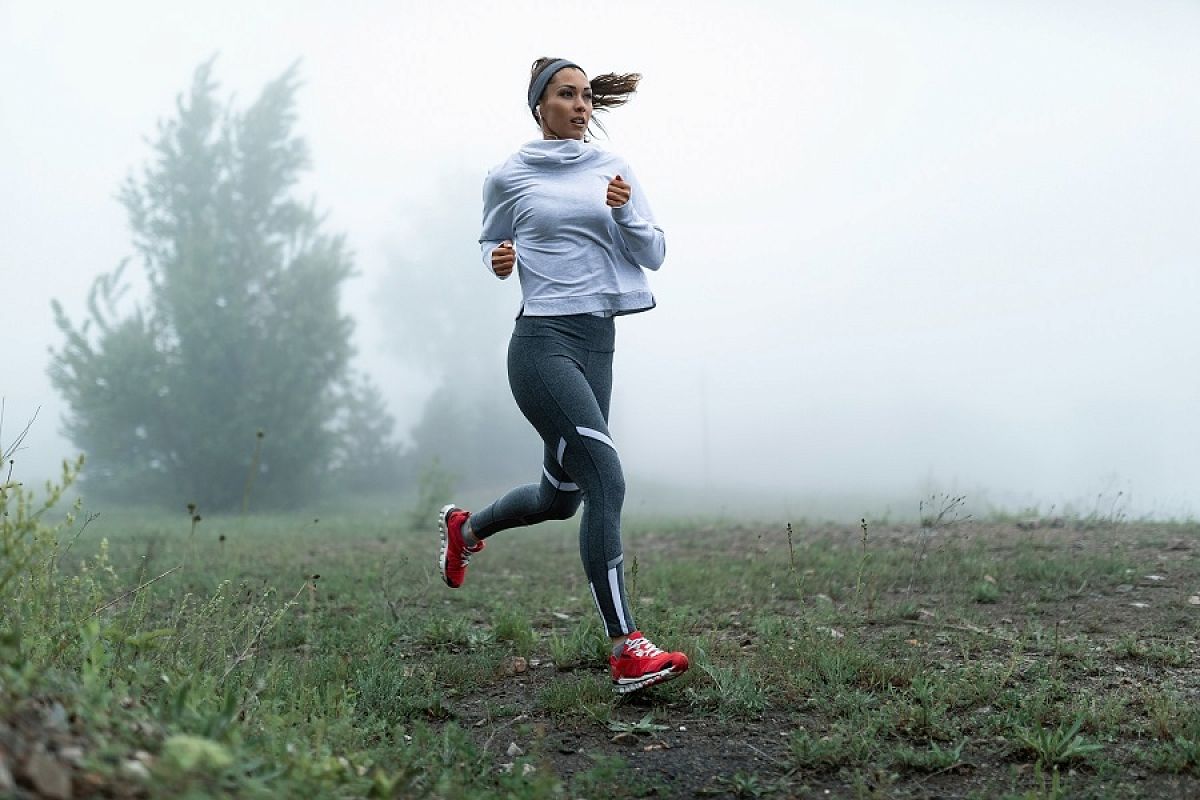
[518,139,600,167]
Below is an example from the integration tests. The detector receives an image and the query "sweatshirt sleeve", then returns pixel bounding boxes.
[610,163,666,270]
[479,168,515,275]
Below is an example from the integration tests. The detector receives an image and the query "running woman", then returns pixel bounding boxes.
[437,57,689,694]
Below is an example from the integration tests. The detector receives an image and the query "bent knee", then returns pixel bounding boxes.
[547,492,583,520]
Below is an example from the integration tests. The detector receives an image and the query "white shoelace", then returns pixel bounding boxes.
[623,637,664,658]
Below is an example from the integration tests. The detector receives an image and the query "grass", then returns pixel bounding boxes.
[3,467,1200,797]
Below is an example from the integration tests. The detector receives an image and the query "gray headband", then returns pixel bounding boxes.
[528,59,583,113]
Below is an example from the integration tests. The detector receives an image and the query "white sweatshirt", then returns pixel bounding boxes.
[479,139,666,317]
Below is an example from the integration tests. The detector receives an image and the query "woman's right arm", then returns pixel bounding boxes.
[479,170,516,279]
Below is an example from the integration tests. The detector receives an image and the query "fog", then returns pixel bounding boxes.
[3,1,1198,519]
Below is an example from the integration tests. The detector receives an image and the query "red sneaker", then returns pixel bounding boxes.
[610,631,689,694]
[438,503,484,588]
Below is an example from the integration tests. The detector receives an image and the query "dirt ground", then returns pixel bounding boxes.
[448,520,1200,799]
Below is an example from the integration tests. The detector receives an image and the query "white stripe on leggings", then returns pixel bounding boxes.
[556,437,567,466]
[607,566,630,634]
[576,426,617,451]
[542,466,579,492]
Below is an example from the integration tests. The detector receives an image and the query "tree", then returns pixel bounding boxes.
[327,373,405,494]
[49,60,396,509]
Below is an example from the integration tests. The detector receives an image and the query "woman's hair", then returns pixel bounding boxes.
[528,56,641,137]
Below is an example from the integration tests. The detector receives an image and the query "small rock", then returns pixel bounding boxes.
[120,758,150,782]
[506,742,523,757]
[501,657,530,676]
[1188,596,1200,606]
[611,732,638,745]
[678,725,687,731]
[23,751,72,799]
[131,720,157,738]
[59,746,85,766]
[45,702,69,730]
[918,609,936,619]
[1130,602,1150,609]
[643,742,668,751]
[522,763,537,776]
[826,627,845,639]
[552,611,571,620]
[983,575,997,584]
[1144,575,1167,582]
[498,762,514,774]
[0,758,14,793]
[1114,584,1134,593]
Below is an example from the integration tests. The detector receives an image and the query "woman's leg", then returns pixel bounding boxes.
[439,318,686,690]
[499,340,633,639]
[450,319,633,637]
[467,443,582,538]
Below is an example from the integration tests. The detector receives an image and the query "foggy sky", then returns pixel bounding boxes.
[3,0,1198,518]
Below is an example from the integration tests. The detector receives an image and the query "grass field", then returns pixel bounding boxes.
[3,473,1200,798]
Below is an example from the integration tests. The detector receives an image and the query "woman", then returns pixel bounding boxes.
[437,57,689,694]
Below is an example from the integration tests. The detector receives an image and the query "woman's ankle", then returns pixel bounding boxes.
[462,519,480,547]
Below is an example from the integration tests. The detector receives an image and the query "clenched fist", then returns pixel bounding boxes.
[606,174,631,208]
[491,240,515,278]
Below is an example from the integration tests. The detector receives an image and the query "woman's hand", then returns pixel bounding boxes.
[606,175,631,208]
[491,240,515,278]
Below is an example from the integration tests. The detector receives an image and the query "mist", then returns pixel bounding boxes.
[3,1,1198,520]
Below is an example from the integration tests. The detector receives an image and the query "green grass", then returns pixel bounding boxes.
[4,468,1200,797]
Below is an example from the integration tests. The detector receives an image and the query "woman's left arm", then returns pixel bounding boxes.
[608,165,666,270]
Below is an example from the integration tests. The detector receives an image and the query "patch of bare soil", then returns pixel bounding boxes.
[445,520,1200,798]
[450,664,800,797]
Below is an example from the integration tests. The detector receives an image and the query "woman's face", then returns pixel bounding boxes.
[538,68,592,140]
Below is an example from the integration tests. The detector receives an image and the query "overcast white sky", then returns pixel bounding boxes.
[2,0,1198,518]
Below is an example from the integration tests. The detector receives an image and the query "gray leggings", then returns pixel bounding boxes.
[470,314,634,638]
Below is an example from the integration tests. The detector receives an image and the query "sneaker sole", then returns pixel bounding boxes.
[612,665,685,694]
[437,502,456,588]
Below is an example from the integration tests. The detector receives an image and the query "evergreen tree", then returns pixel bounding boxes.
[328,373,405,494]
[49,60,396,509]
